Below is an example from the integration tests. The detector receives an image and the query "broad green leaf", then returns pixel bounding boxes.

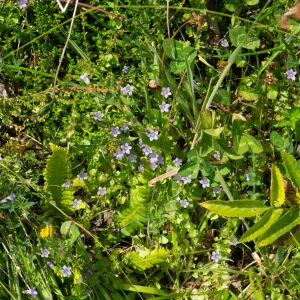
[229,27,260,50]
[270,165,285,207]
[204,127,224,137]
[244,134,263,153]
[240,208,283,243]
[200,200,268,217]
[179,160,198,177]
[281,152,300,190]
[270,131,284,149]
[237,135,249,154]
[244,0,259,5]
[257,208,300,247]
[238,87,260,101]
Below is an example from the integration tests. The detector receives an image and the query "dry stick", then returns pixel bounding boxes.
[59,0,124,20]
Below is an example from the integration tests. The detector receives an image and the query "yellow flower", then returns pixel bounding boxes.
[39,224,53,238]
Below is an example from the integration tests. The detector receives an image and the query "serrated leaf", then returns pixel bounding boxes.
[270,165,285,207]
[281,152,300,191]
[200,200,268,217]
[240,208,283,243]
[204,127,224,137]
[257,208,300,247]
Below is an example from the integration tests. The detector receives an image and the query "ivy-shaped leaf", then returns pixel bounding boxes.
[200,200,268,217]
[125,247,170,271]
[270,165,285,207]
[281,152,300,191]
[257,207,300,247]
[240,208,283,243]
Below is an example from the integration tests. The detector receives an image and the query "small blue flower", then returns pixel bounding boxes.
[80,73,90,84]
[150,162,158,170]
[180,174,192,185]
[128,154,137,163]
[72,199,80,209]
[211,251,222,263]
[199,177,210,188]
[120,143,132,154]
[220,38,229,48]
[179,199,189,208]
[62,181,70,188]
[161,87,172,99]
[173,174,181,182]
[142,144,152,156]
[110,126,121,137]
[230,237,239,246]
[97,186,107,195]
[122,65,129,73]
[77,171,87,181]
[159,102,171,113]
[121,122,129,132]
[61,265,72,277]
[244,171,250,182]
[173,158,182,167]
[213,185,222,196]
[147,129,159,141]
[46,261,54,269]
[286,69,297,81]
[114,149,125,160]
[213,151,221,161]
[120,84,134,96]
[93,111,104,121]
[7,193,16,201]
[24,287,38,297]
[41,248,50,258]
[137,165,144,172]
[17,0,28,9]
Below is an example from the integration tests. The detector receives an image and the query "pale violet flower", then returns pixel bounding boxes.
[173,158,182,167]
[122,65,129,73]
[213,151,221,161]
[7,193,16,201]
[142,144,152,156]
[128,154,137,163]
[148,152,159,164]
[121,122,129,132]
[110,126,121,137]
[24,287,38,297]
[230,237,239,246]
[62,182,70,188]
[199,177,210,188]
[93,111,104,121]
[180,174,192,185]
[61,265,72,277]
[213,185,223,196]
[179,199,189,208]
[211,251,222,263]
[150,162,158,170]
[161,87,172,99]
[80,73,90,84]
[157,154,164,165]
[244,171,250,182]
[77,171,87,181]
[173,174,181,182]
[17,0,28,9]
[137,165,144,172]
[72,199,80,209]
[220,38,229,48]
[120,84,134,96]
[159,102,171,113]
[120,143,132,154]
[175,196,181,201]
[41,248,50,258]
[285,69,297,81]
[46,261,54,269]
[114,149,125,160]
[97,186,107,195]
[147,129,159,141]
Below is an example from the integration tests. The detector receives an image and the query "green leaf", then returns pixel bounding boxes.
[270,165,285,207]
[229,27,260,50]
[238,87,260,101]
[60,221,80,247]
[244,0,259,5]
[178,160,199,177]
[240,208,284,243]
[237,135,249,154]
[244,134,263,153]
[270,131,284,149]
[257,208,300,247]
[281,152,300,190]
[200,200,268,217]
[204,127,224,137]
